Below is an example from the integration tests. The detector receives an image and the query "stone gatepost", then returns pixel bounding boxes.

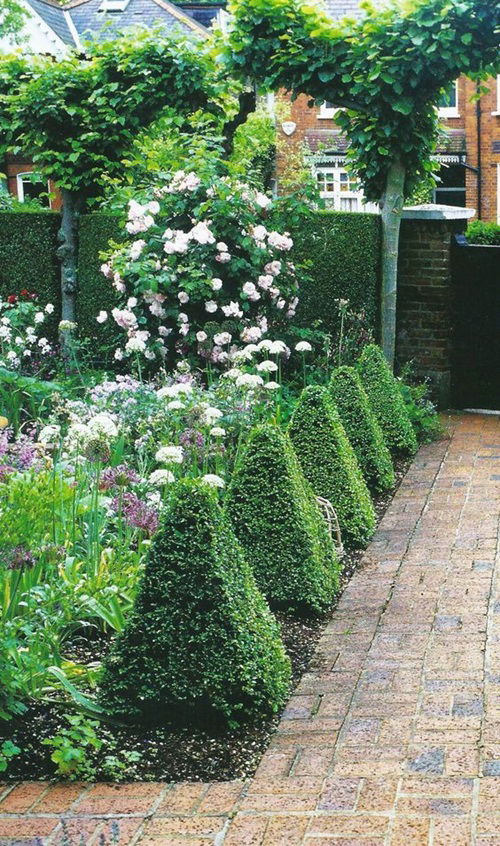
[396,204,475,409]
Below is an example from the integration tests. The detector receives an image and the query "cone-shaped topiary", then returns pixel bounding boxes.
[289,385,375,548]
[225,425,339,616]
[357,344,418,457]
[99,479,291,726]
[329,366,395,494]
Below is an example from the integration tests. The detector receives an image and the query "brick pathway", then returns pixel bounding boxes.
[2,413,500,845]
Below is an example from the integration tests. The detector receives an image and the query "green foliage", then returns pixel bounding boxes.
[0,740,20,772]
[0,472,74,551]
[357,344,418,457]
[0,212,60,335]
[398,369,443,445]
[466,220,500,246]
[289,386,375,548]
[0,634,26,722]
[77,213,122,357]
[42,714,102,778]
[99,479,291,726]
[329,366,394,494]
[0,0,27,41]
[2,31,223,200]
[224,0,499,201]
[291,211,380,337]
[0,369,61,433]
[229,105,276,189]
[226,424,339,615]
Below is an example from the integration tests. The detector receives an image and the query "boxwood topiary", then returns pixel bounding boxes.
[357,344,418,457]
[99,479,291,727]
[329,366,395,494]
[289,385,375,548]
[225,425,339,616]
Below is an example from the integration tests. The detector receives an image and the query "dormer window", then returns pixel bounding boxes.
[98,0,130,12]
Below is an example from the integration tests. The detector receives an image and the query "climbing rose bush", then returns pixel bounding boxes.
[100,171,299,367]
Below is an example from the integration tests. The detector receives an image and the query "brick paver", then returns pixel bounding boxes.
[2,413,500,844]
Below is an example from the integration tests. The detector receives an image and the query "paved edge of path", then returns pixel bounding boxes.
[1,413,499,846]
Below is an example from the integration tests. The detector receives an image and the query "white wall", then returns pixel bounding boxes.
[0,0,67,56]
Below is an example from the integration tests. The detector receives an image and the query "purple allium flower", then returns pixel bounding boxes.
[99,464,140,491]
[112,492,159,536]
[4,546,36,570]
[180,428,204,450]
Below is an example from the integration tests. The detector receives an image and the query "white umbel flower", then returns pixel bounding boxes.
[155,445,184,464]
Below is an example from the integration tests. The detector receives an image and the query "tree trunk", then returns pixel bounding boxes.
[380,158,405,369]
[57,188,82,355]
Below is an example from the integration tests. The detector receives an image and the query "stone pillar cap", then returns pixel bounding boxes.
[402,204,476,220]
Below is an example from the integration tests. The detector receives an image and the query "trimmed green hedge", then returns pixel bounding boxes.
[292,210,381,335]
[0,211,60,336]
[100,479,291,726]
[226,425,339,616]
[77,213,123,356]
[289,385,375,548]
[329,366,395,494]
[357,344,418,457]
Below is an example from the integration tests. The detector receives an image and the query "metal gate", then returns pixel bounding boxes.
[451,238,500,409]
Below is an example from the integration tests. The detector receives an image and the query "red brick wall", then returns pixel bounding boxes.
[396,216,468,407]
[4,154,62,211]
[278,76,500,221]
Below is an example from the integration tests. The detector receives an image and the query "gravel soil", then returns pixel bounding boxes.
[2,458,410,783]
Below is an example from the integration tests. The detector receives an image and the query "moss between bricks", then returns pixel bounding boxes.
[225,425,339,616]
[99,479,291,726]
[289,385,376,549]
[329,365,395,494]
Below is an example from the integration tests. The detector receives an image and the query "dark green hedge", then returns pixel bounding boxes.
[77,212,123,355]
[292,210,381,336]
[0,211,60,336]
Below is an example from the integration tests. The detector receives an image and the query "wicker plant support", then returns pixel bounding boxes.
[316,496,344,559]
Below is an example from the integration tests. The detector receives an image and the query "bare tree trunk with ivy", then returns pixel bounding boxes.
[380,158,405,369]
[57,188,82,358]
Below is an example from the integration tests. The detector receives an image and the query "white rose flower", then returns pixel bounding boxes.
[213,332,232,346]
[155,445,184,464]
[211,278,223,291]
[178,291,190,304]
[34,312,45,324]
[205,301,218,313]
[96,310,108,324]
[45,303,55,314]
[196,331,208,343]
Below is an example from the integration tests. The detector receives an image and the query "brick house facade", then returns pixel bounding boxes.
[276,0,500,221]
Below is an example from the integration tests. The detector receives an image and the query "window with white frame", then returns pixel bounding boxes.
[16,172,50,207]
[318,101,338,119]
[493,75,500,115]
[438,80,459,118]
[315,166,379,213]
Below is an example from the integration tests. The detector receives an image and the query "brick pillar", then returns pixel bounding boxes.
[396,205,474,409]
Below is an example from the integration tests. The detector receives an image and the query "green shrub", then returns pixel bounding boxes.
[357,344,418,457]
[0,212,60,337]
[225,425,339,616]
[466,220,500,246]
[77,213,122,354]
[329,366,395,493]
[99,479,291,726]
[289,385,375,548]
[291,210,381,336]
[398,371,443,445]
